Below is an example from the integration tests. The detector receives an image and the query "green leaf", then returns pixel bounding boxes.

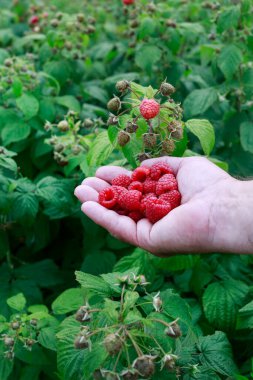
[217,6,240,33]
[185,119,215,155]
[87,131,114,167]
[75,271,112,297]
[1,122,31,145]
[16,93,39,120]
[197,331,238,376]
[237,300,253,329]
[218,45,243,80]
[240,121,253,153]
[154,255,200,272]
[203,280,248,331]
[6,292,26,311]
[52,288,84,315]
[38,326,57,351]
[55,95,81,113]
[12,192,39,225]
[184,88,218,118]
[138,17,156,39]
[135,45,162,74]
[0,347,13,380]
[161,289,192,325]
[107,125,118,144]
[114,248,156,282]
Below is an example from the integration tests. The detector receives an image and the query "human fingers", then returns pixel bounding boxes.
[81,177,111,192]
[74,185,98,203]
[96,166,132,183]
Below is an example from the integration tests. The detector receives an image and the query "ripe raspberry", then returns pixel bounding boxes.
[150,162,174,180]
[99,188,118,209]
[29,15,39,25]
[146,198,172,223]
[132,166,150,182]
[143,178,157,194]
[139,99,160,120]
[118,190,142,211]
[159,190,181,209]
[156,174,178,195]
[140,194,156,215]
[129,211,143,222]
[128,181,143,192]
[112,174,131,188]
[123,0,135,4]
[112,185,127,197]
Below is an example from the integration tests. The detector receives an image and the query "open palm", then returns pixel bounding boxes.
[75,157,233,256]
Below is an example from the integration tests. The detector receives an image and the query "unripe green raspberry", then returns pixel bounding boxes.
[162,139,175,154]
[77,13,85,22]
[117,131,130,146]
[126,121,138,133]
[166,19,177,28]
[104,333,122,355]
[165,322,182,338]
[130,19,139,28]
[132,355,155,378]
[11,321,20,330]
[107,97,121,112]
[74,335,89,349]
[50,19,59,27]
[4,59,12,67]
[4,337,15,347]
[72,145,82,155]
[171,128,183,140]
[116,80,129,93]
[137,153,151,162]
[121,369,139,380]
[57,120,69,132]
[87,25,96,34]
[160,82,175,96]
[65,41,73,50]
[107,115,118,126]
[143,133,158,149]
[55,143,65,153]
[83,118,94,128]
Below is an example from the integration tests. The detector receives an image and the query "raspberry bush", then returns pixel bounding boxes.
[0,1,253,379]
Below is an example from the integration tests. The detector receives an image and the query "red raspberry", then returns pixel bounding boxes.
[99,188,118,209]
[112,174,131,188]
[132,166,150,182]
[29,15,39,25]
[143,178,157,194]
[129,211,143,222]
[159,190,181,209]
[156,174,178,195]
[146,198,172,223]
[118,190,142,211]
[111,185,127,197]
[150,162,174,180]
[139,99,160,120]
[123,0,135,4]
[128,181,143,192]
[140,194,157,215]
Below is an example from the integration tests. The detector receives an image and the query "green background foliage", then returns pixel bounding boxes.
[0,0,253,379]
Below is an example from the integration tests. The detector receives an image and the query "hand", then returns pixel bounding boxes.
[74,157,250,256]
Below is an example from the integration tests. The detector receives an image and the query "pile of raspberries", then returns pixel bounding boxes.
[98,162,181,224]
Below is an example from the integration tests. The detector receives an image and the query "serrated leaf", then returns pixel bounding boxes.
[217,6,240,33]
[55,95,81,113]
[1,122,31,145]
[6,293,26,311]
[12,192,39,225]
[203,280,248,331]
[184,88,218,118]
[154,255,200,272]
[135,45,162,74]
[240,121,253,153]
[161,289,192,325]
[52,288,84,315]
[218,45,242,80]
[198,331,238,376]
[16,93,39,120]
[185,119,215,155]
[38,326,57,351]
[75,271,112,297]
[87,131,114,167]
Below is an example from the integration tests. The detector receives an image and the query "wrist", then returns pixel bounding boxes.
[210,178,253,254]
